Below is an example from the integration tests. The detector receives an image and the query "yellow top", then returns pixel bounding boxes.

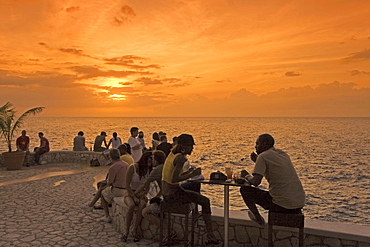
[162,152,182,185]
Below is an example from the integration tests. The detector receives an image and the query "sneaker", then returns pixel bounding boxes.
[99,216,111,223]
[248,211,265,227]
[81,205,93,212]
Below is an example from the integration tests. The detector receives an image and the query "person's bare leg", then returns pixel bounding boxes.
[89,186,105,207]
[202,213,219,241]
[133,199,146,236]
[101,196,110,217]
[124,197,135,236]
[142,205,160,227]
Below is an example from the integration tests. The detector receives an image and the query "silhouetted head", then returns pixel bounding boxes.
[78,131,84,136]
[255,134,275,154]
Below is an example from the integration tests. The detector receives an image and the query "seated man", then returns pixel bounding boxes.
[100,149,129,222]
[93,131,108,152]
[73,131,88,151]
[240,134,305,226]
[34,132,50,166]
[16,130,30,165]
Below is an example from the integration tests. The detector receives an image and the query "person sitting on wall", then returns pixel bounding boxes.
[239,134,305,226]
[16,130,31,166]
[93,131,108,152]
[34,132,50,166]
[99,148,129,223]
[117,144,135,165]
[73,131,88,151]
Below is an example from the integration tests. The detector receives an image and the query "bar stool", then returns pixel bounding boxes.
[268,211,305,247]
[159,200,196,247]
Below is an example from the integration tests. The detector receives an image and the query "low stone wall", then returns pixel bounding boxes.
[0,150,103,167]
[1,151,370,246]
[112,200,370,247]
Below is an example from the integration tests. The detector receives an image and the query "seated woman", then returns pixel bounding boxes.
[136,150,167,228]
[162,134,221,245]
[122,151,153,242]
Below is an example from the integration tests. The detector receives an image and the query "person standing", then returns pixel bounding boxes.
[73,131,88,151]
[156,135,173,157]
[34,132,50,166]
[138,131,147,152]
[162,134,221,245]
[240,134,305,226]
[128,127,142,162]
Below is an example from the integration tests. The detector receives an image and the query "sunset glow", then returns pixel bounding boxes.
[0,0,369,117]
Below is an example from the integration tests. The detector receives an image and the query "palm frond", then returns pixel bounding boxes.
[11,107,45,138]
[0,103,45,152]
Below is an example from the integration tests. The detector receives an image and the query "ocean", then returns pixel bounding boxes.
[1,117,369,226]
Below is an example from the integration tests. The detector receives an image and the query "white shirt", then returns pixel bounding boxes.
[128,136,142,162]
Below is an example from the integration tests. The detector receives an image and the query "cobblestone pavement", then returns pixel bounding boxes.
[0,163,159,247]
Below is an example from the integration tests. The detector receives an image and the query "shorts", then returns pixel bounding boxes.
[102,186,126,204]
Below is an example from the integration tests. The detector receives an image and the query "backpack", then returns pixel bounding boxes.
[90,158,101,167]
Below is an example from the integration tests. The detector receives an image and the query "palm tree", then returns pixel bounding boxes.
[0,102,45,152]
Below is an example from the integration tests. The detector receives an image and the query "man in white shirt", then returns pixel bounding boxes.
[128,127,142,162]
[240,134,305,226]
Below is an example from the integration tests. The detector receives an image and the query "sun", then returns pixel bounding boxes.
[109,94,126,101]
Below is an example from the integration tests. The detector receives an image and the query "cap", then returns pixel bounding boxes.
[101,131,107,136]
[177,134,196,146]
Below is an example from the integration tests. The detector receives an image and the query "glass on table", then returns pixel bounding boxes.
[225,166,233,179]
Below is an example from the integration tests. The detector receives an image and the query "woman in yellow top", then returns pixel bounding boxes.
[162,134,221,245]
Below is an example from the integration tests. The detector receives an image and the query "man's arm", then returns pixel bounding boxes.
[241,169,263,186]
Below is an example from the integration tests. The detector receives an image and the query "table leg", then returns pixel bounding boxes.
[224,185,229,247]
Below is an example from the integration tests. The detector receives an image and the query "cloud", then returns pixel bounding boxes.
[104,56,161,70]
[134,76,183,86]
[59,48,93,58]
[69,65,150,79]
[343,49,370,61]
[112,5,136,26]
[349,70,370,76]
[160,82,370,117]
[285,71,301,77]
[65,6,79,12]
[135,77,163,85]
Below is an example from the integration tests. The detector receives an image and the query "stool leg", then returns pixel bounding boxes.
[184,214,188,247]
[191,209,195,247]
[299,228,304,247]
[168,212,172,247]
[268,224,273,247]
[159,211,164,247]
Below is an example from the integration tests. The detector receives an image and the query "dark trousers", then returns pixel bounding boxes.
[240,186,302,214]
[34,148,46,164]
[165,187,211,214]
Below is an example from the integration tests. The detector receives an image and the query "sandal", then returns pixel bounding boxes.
[121,234,127,242]
[203,236,222,246]
[132,229,141,242]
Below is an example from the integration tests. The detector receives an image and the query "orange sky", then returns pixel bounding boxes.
[1,0,369,117]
